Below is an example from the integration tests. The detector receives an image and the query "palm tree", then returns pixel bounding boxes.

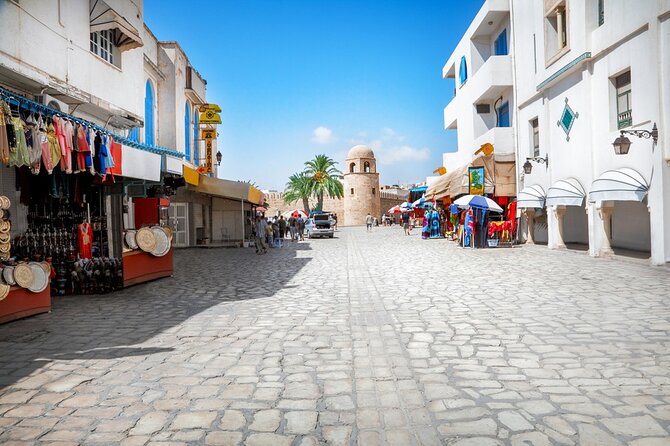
[283,172,312,213]
[304,154,343,212]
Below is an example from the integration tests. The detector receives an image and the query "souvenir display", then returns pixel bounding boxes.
[125,229,138,250]
[0,283,9,301]
[2,266,15,285]
[12,263,34,289]
[27,262,48,293]
[136,227,157,253]
[150,226,170,257]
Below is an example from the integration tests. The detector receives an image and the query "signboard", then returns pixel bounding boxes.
[199,103,222,113]
[197,128,215,174]
[468,167,485,196]
[199,109,221,124]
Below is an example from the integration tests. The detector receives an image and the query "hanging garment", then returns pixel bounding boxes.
[53,116,72,173]
[38,116,54,174]
[25,113,41,174]
[78,222,93,259]
[421,217,429,239]
[76,125,91,173]
[430,210,441,238]
[63,119,74,169]
[2,102,16,150]
[0,101,10,164]
[47,121,61,169]
[99,134,110,173]
[9,117,30,167]
[85,128,94,173]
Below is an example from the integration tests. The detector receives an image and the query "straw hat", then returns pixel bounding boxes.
[136,227,157,252]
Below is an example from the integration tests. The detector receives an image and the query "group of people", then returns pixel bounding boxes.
[253,214,306,255]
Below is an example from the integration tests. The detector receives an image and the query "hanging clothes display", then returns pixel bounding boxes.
[10,116,30,167]
[78,222,93,259]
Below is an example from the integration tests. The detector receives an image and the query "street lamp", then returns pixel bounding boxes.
[612,123,658,155]
[523,155,549,174]
[216,150,222,166]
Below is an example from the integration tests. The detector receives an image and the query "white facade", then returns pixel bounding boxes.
[513,0,670,265]
[442,0,515,171]
[442,0,670,265]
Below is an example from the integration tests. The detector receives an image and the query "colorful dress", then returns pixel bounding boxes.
[9,117,30,167]
[430,210,441,238]
[47,121,61,169]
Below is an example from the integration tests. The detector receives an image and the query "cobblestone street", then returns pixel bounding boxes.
[0,227,669,445]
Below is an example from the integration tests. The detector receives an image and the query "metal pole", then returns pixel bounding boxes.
[241,199,245,242]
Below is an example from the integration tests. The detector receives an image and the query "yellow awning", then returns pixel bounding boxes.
[90,0,143,51]
[183,165,200,186]
[425,155,516,199]
[247,186,264,206]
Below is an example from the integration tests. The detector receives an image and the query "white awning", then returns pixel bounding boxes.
[546,178,586,207]
[90,0,143,51]
[589,168,648,203]
[517,185,546,209]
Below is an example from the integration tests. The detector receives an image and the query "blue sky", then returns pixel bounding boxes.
[145,1,482,190]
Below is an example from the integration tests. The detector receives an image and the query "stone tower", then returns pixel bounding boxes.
[343,145,381,226]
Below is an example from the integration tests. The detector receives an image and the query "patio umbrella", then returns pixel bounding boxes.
[453,195,503,213]
[400,201,414,211]
[412,196,434,208]
[388,205,403,214]
[283,209,308,219]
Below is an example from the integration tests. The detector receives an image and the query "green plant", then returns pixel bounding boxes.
[303,154,343,212]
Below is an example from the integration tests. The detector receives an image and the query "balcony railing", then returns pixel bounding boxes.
[618,110,632,129]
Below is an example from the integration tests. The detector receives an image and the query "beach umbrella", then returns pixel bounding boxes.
[400,201,414,211]
[388,205,403,214]
[283,209,308,219]
[412,196,434,208]
[453,195,503,213]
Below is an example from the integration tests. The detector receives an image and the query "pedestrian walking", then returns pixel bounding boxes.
[297,216,305,241]
[255,216,268,254]
[332,213,338,230]
[288,216,297,241]
[278,215,287,239]
[366,213,373,232]
[402,211,411,235]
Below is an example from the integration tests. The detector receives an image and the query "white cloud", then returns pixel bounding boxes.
[349,128,431,166]
[311,126,334,144]
[379,145,431,165]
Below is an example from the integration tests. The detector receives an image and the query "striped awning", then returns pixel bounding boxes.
[546,178,586,207]
[517,185,546,209]
[589,168,648,203]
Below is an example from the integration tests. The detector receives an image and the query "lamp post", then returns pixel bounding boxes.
[611,123,658,155]
[523,155,549,174]
[215,151,222,166]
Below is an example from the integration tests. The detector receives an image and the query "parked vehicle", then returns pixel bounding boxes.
[305,213,335,238]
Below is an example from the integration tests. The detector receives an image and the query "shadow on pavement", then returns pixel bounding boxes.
[0,241,312,390]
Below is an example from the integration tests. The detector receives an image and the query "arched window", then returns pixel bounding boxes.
[184,101,191,160]
[459,56,468,86]
[193,107,199,165]
[364,161,370,173]
[144,80,155,146]
[349,162,356,173]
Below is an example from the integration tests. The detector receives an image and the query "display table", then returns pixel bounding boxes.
[123,248,173,287]
[0,284,51,324]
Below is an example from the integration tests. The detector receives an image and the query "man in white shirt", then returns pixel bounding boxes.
[366,213,373,232]
[255,216,268,254]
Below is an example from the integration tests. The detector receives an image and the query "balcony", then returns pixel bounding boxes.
[469,55,512,104]
[443,102,458,130]
[474,127,515,161]
[185,66,207,104]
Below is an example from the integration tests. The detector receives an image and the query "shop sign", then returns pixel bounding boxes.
[199,109,222,124]
[468,167,485,196]
[199,103,222,113]
[197,129,215,174]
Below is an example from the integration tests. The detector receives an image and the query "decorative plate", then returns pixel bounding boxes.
[136,227,157,253]
[0,242,10,252]
[40,261,51,275]
[125,230,139,250]
[162,226,173,242]
[0,220,10,233]
[150,226,170,257]
[13,263,34,289]
[0,196,9,210]
[0,233,10,243]
[28,262,48,293]
[2,265,16,286]
[0,283,9,301]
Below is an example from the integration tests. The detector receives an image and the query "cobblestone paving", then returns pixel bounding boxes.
[0,227,669,445]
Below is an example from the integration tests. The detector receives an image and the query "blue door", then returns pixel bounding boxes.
[497,101,510,127]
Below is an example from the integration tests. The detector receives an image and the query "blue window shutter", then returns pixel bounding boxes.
[184,102,191,160]
[497,102,510,127]
[459,56,468,85]
[144,80,155,146]
[193,110,199,166]
[128,127,139,142]
[496,29,508,55]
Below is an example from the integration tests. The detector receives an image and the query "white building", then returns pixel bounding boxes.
[440,0,670,265]
[442,0,516,171]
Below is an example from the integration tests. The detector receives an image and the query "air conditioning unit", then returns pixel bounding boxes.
[126,184,147,198]
[35,94,68,113]
[476,104,491,114]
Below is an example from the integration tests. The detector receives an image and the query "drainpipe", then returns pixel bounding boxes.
[509,0,523,242]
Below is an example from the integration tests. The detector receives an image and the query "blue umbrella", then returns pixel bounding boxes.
[453,195,503,213]
[412,196,433,208]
